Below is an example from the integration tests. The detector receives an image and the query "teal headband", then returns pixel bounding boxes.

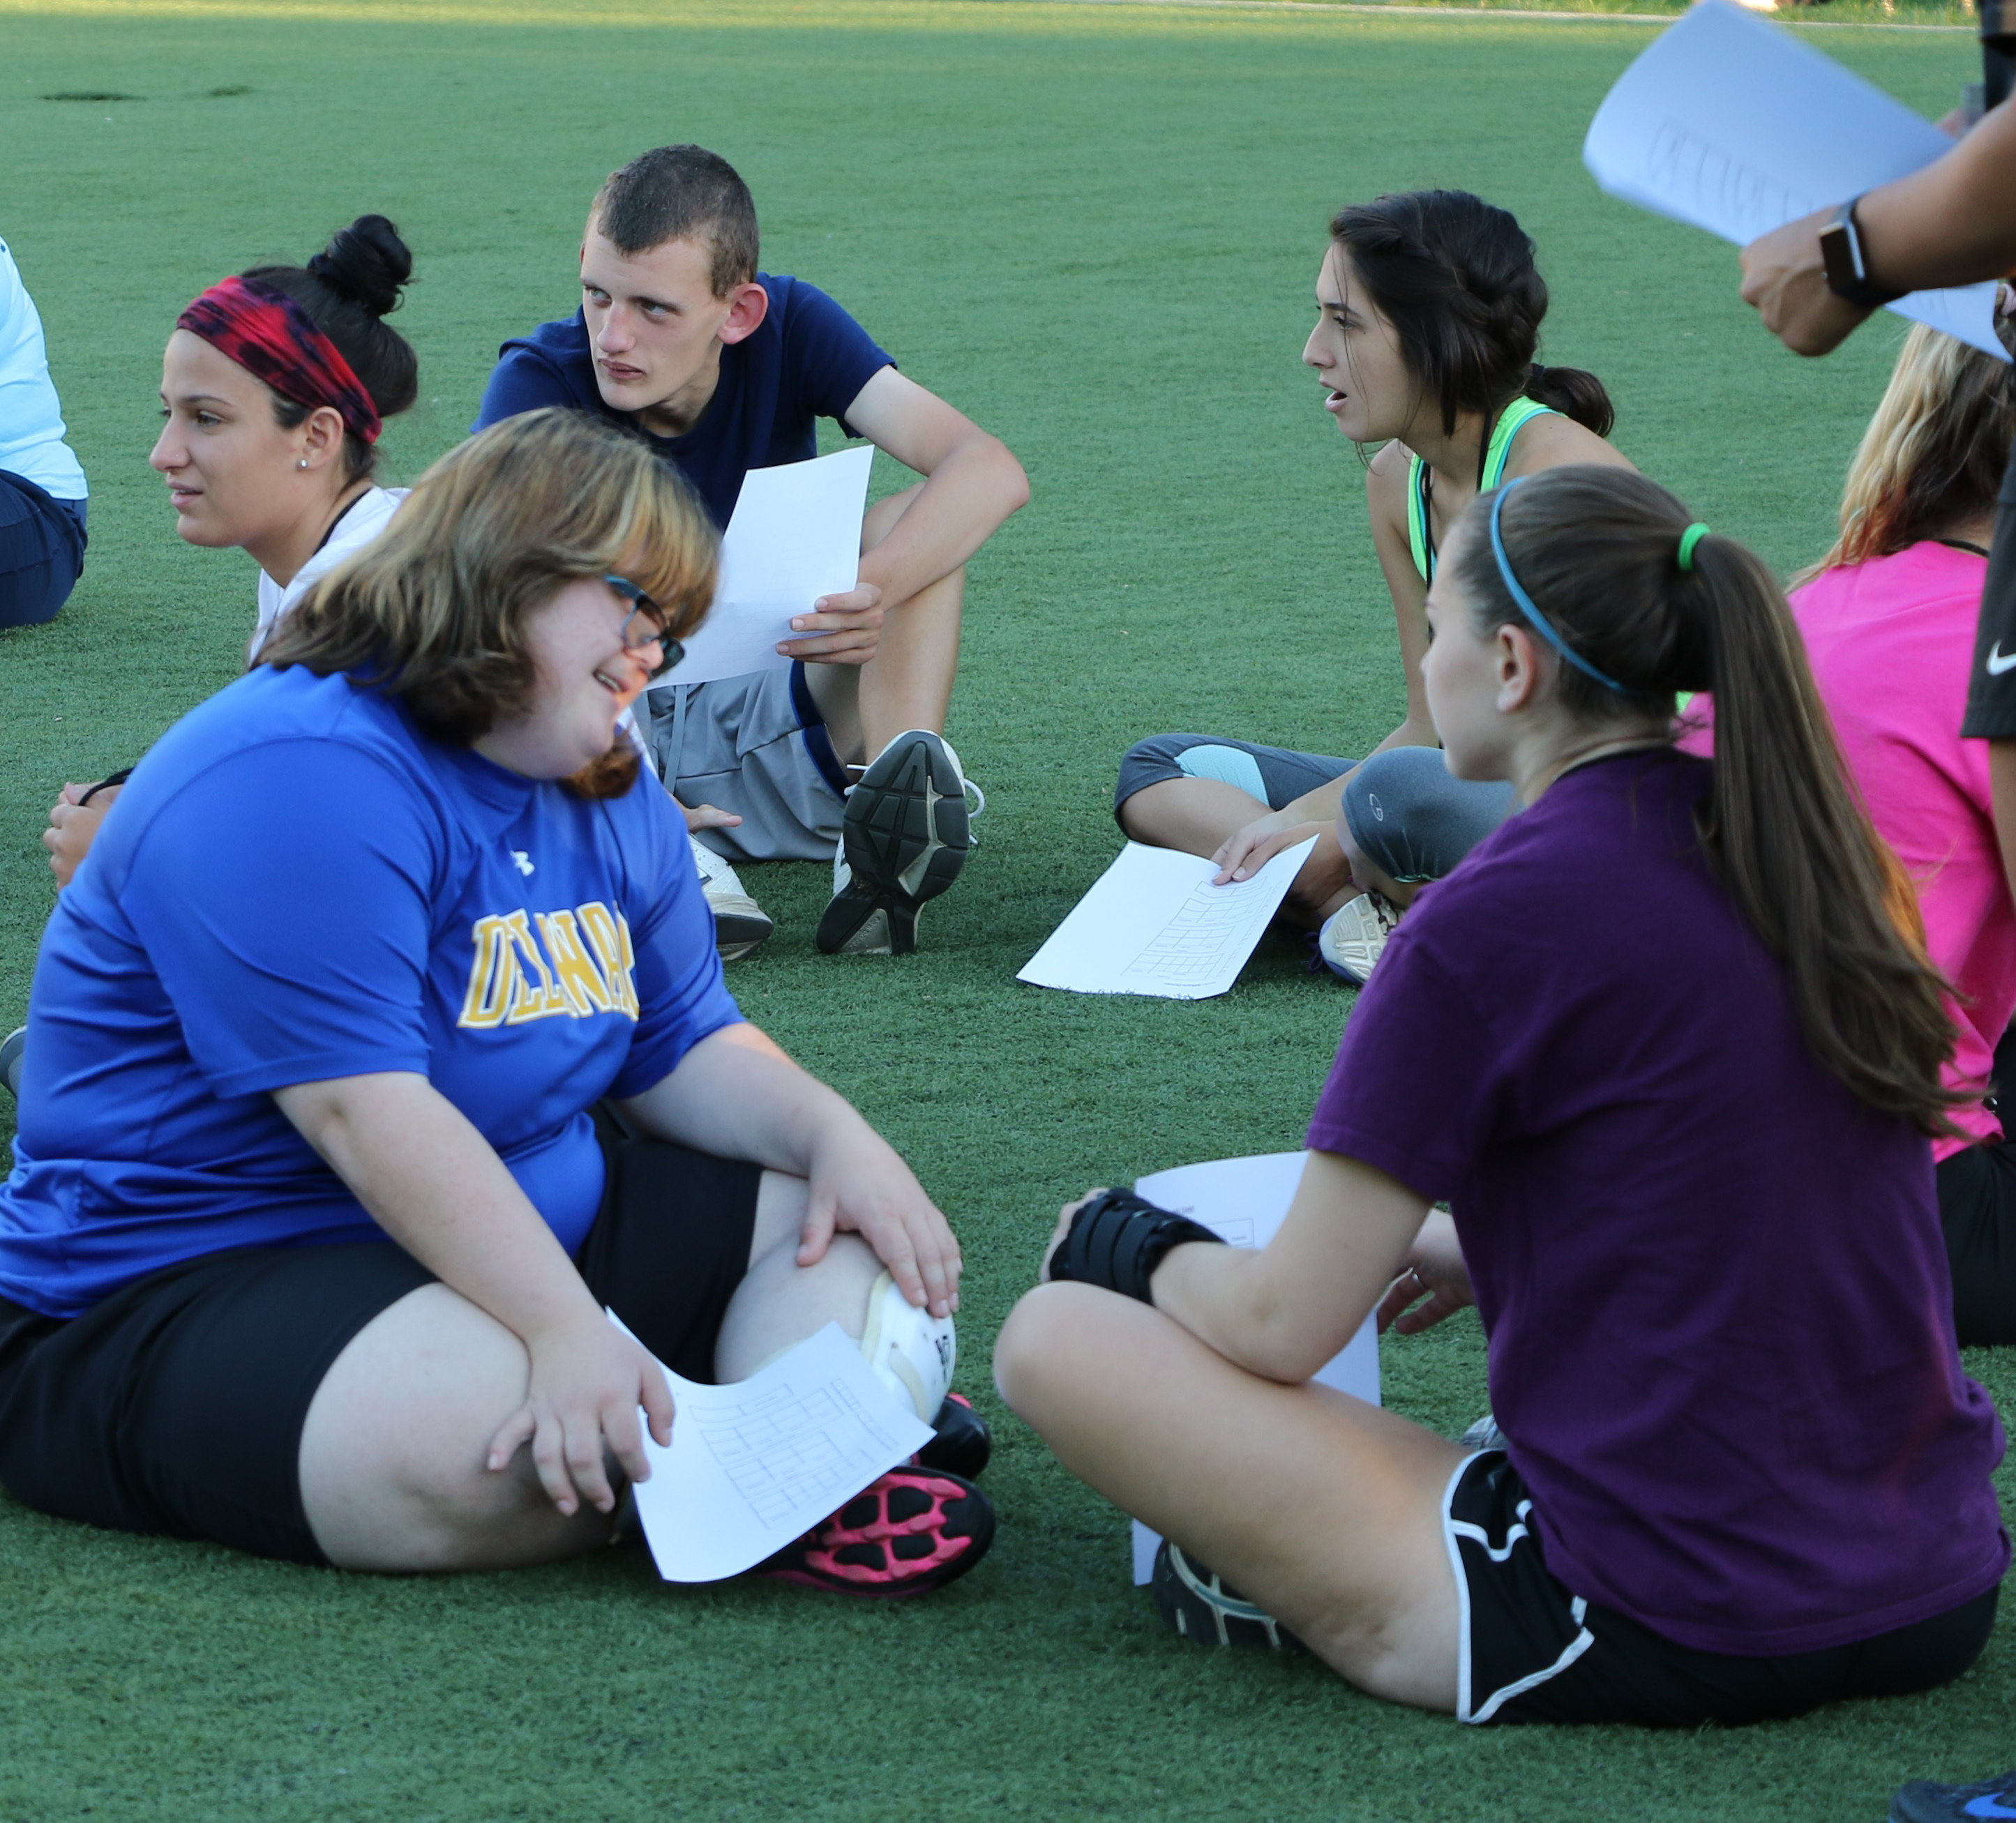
[1677,522,1711,573]
[1488,478,1629,695]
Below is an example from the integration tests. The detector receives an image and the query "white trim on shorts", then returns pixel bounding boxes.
[1440,1451,1597,1725]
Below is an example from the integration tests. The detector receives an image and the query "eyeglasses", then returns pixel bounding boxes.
[601,575,684,676]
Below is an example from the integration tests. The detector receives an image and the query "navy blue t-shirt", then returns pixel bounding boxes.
[0,664,743,1317]
[474,273,894,530]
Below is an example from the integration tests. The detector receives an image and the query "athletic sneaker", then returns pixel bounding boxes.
[1459,1414,1506,1453]
[1317,892,1400,986]
[817,730,982,956]
[753,1466,994,1597]
[0,1027,22,1101]
[1890,1770,2016,1822]
[1151,1540,1306,1653]
[915,1391,993,1481]
[689,835,773,962]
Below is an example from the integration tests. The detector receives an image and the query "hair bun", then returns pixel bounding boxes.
[307,214,412,319]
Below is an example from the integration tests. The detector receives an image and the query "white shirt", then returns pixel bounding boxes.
[249,485,406,661]
[0,239,86,501]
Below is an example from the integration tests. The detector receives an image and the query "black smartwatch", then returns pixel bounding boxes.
[1819,198,1904,310]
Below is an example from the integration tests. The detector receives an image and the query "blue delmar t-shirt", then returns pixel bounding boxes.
[474,273,894,530]
[0,663,744,1317]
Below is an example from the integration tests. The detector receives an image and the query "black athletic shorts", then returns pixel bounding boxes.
[1445,1451,2001,1726]
[0,1133,762,1568]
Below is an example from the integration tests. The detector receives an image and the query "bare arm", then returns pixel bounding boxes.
[1740,98,2016,356]
[273,1071,673,1517]
[820,367,1028,612]
[615,1021,962,1317]
[1137,1151,1431,1384]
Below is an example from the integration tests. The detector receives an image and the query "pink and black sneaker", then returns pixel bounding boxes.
[915,1391,992,1481]
[753,1466,994,1598]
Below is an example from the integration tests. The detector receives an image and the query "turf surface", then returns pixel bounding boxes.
[1,2,2013,1816]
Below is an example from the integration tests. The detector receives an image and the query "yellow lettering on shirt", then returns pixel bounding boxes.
[458,900,640,1029]
[577,900,640,1018]
[502,911,570,1024]
[538,909,615,1017]
[458,915,517,1029]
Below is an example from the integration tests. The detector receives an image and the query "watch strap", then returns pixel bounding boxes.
[1821,198,1904,310]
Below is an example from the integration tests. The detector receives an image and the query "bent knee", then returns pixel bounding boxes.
[993,1280,1116,1420]
[863,481,924,549]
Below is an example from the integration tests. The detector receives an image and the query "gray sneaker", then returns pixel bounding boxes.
[1317,892,1399,986]
[1,1027,22,1100]
[817,731,982,957]
[1459,1414,1505,1453]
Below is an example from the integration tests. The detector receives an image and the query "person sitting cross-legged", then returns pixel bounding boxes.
[476,144,1029,958]
[998,467,2006,1726]
[0,409,993,1588]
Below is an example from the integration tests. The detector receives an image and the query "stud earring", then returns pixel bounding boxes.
[298,457,308,470]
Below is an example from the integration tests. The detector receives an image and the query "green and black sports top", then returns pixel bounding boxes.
[1405,396,1558,582]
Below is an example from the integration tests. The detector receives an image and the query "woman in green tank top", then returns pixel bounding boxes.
[1115,190,1634,978]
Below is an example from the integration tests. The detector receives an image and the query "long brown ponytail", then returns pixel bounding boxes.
[1451,464,1963,1135]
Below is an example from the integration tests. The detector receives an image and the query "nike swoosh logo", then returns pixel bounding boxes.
[1989,643,2016,676]
[1964,1795,2016,1818]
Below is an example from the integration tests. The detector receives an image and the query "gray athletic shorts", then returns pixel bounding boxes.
[1116,733,1515,885]
[640,663,850,863]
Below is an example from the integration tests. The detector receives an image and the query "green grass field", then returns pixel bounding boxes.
[2,2,2013,1816]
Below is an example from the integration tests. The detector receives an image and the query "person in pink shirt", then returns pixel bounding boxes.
[1683,322,2016,1345]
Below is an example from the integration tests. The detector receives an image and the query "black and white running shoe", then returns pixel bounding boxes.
[817,729,981,956]
[1151,1540,1306,1654]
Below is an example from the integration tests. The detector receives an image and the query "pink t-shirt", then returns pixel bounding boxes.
[1681,542,2014,1159]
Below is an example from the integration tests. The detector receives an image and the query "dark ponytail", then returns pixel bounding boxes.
[1330,191,1613,439]
[243,214,419,480]
[1452,464,1962,1135]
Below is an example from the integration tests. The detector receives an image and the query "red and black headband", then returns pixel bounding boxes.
[176,273,382,445]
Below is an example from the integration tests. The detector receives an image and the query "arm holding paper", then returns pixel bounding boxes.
[1741,100,2016,356]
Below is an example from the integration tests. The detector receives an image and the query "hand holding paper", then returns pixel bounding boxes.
[1582,0,2006,359]
[662,444,876,688]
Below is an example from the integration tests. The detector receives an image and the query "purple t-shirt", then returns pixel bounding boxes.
[1307,748,2008,1656]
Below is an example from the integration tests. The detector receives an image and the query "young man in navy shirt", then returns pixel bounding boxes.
[476,145,1028,958]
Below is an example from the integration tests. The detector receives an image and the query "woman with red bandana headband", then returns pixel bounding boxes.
[38,215,419,887]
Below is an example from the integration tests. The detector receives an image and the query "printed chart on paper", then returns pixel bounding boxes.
[1018,837,1318,999]
[613,1318,934,1583]
[690,1376,898,1529]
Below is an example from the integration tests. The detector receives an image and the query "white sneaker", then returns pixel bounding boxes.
[858,1270,955,1422]
[815,731,984,957]
[1317,892,1399,985]
[689,835,773,962]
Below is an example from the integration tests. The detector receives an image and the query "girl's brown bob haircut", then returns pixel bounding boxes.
[259,407,718,752]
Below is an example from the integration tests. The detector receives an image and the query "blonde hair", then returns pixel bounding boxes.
[1800,324,2014,583]
[261,409,716,771]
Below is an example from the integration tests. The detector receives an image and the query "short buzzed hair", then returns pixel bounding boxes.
[590,146,760,297]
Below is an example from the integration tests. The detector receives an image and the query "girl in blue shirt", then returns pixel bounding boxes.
[0,407,992,1594]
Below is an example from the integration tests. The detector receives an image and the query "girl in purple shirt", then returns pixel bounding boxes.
[996,464,2007,1727]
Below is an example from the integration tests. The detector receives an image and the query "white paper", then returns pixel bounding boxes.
[616,1317,933,1584]
[1123,1152,1383,1583]
[1582,0,2006,359]
[655,443,875,688]
[1017,837,1319,1000]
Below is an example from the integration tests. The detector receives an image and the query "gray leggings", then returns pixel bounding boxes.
[1115,734,1515,885]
